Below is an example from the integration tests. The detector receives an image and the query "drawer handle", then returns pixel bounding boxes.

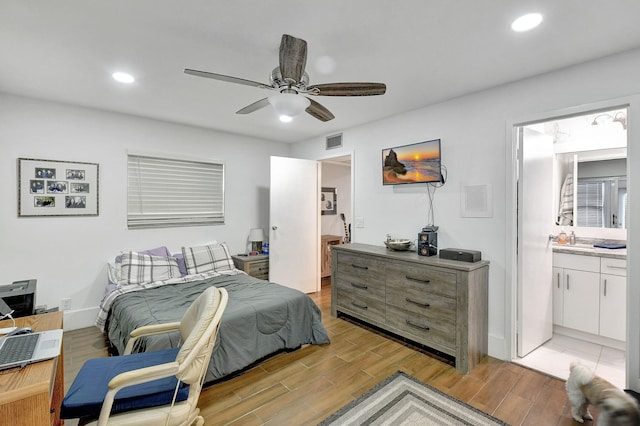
[557,272,560,289]
[405,319,430,331]
[351,301,368,309]
[604,279,607,297]
[351,283,368,290]
[606,265,626,270]
[352,264,369,270]
[566,274,570,290]
[406,275,430,284]
[405,297,430,308]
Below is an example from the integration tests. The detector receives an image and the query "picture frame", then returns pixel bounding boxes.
[18,158,99,217]
[320,187,337,215]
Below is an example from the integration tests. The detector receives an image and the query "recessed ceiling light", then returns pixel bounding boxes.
[112,72,135,84]
[511,13,543,32]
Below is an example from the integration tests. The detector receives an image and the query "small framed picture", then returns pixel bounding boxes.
[321,187,337,215]
[18,158,99,217]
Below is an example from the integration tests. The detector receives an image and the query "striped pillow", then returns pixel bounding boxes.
[181,243,234,275]
[118,252,181,286]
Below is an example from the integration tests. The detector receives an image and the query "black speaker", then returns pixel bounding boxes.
[418,232,437,256]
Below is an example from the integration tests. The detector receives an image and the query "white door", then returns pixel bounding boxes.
[517,127,554,357]
[269,156,320,293]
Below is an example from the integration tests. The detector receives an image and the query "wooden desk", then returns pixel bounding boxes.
[0,312,64,426]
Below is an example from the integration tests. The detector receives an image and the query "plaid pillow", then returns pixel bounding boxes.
[181,243,235,275]
[118,252,181,286]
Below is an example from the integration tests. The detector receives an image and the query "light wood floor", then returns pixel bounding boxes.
[63,283,585,426]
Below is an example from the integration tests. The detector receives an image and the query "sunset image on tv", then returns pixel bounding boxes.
[382,139,441,185]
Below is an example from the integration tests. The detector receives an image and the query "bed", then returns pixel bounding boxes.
[96,243,330,383]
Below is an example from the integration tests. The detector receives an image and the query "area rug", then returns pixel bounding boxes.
[319,371,509,426]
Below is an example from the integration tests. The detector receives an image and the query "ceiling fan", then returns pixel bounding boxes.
[184,34,386,122]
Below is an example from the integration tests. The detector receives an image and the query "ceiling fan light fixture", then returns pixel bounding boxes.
[511,13,543,32]
[268,93,310,122]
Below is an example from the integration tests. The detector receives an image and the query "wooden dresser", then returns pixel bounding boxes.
[331,243,489,373]
[232,254,269,280]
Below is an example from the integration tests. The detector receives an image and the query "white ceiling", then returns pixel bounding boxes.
[2,1,640,143]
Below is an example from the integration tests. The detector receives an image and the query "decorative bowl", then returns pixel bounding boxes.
[384,239,414,251]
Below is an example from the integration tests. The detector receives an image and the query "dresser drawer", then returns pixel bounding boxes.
[335,289,386,324]
[245,259,268,276]
[336,251,385,283]
[386,304,456,351]
[335,275,385,299]
[232,255,269,279]
[601,257,627,277]
[386,290,456,324]
[386,262,457,298]
[553,253,599,272]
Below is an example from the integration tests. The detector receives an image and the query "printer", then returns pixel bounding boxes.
[0,279,36,318]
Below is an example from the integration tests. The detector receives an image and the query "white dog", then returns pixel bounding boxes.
[566,361,640,425]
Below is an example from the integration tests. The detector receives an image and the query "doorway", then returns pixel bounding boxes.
[320,154,352,287]
[512,107,628,388]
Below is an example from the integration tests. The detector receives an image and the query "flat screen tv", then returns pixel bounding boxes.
[382,138,441,185]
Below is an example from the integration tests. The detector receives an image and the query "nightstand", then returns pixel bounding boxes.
[232,254,269,280]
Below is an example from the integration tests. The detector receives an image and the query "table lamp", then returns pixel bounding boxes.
[248,228,264,254]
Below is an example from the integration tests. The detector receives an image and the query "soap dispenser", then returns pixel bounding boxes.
[569,231,576,245]
[558,230,568,245]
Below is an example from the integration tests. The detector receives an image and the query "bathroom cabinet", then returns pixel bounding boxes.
[599,257,627,341]
[552,252,627,341]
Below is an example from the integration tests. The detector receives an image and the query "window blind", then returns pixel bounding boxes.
[576,180,604,227]
[127,154,224,229]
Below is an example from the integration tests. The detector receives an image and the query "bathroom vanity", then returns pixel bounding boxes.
[552,244,627,343]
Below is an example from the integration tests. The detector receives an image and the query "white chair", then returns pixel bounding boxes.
[61,286,228,426]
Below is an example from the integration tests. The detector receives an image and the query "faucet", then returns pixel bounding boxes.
[386,234,391,242]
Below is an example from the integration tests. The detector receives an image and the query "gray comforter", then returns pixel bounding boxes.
[105,273,330,383]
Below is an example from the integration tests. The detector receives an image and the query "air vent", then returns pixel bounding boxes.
[326,133,343,150]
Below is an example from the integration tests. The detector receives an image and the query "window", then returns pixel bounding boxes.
[576,177,626,228]
[576,180,604,227]
[127,154,224,229]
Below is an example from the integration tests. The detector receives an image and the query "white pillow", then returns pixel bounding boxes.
[181,242,234,275]
[118,251,181,286]
[107,261,120,285]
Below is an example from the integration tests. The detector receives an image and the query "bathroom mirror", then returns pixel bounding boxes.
[549,107,628,230]
[556,148,627,229]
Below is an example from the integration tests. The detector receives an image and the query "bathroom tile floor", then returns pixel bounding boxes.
[513,334,626,389]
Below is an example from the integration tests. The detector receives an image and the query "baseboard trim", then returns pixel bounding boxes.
[63,306,99,331]
[554,325,625,351]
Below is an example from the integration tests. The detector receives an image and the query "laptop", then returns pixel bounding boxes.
[0,329,63,371]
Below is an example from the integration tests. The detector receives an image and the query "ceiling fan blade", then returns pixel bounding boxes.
[309,82,387,96]
[184,68,269,89]
[236,98,270,114]
[279,34,307,83]
[305,98,335,122]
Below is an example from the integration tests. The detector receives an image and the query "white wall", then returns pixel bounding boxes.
[291,48,640,361]
[0,94,289,329]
